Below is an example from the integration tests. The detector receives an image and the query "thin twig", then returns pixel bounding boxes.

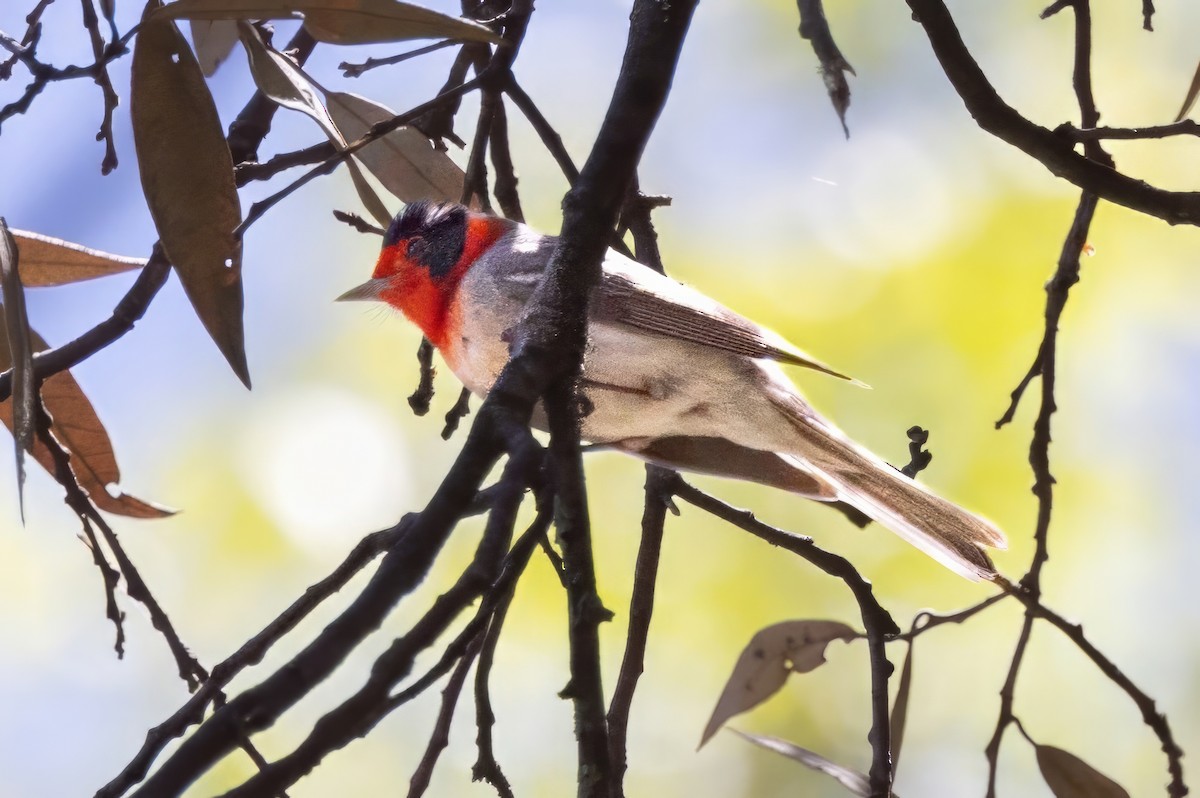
[489,97,524,221]
[672,477,898,797]
[78,0,119,173]
[409,337,436,416]
[903,0,1200,226]
[505,77,580,185]
[893,592,1008,643]
[607,465,671,795]
[332,210,384,236]
[1056,119,1200,141]
[339,40,456,78]
[795,0,855,136]
[407,633,483,798]
[442,387,472,440]
[1012,588,1187,796]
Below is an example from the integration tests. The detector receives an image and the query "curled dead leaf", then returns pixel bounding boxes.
[730,729,877,797]
[190,19,239,76]
[0,220,32,518]
[131,6,249,386]
[325,91,466,204]
[0,310,171,518]
[238,23,391,226]
[11,230,146,287]
[1174,60,1200,122]
[700,620,860,747]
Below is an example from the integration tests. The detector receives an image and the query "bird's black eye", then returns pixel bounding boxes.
[407,235,426,260]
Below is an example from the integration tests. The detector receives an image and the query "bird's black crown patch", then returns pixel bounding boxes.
[384,201,468,279]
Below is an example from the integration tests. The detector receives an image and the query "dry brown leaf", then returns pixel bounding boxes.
[890,642,914,773]
[0,221,32,517]
[11,230,146,287]
[1174,60,1200,122]
[1036,745,1131,798]
[730,729,875,797]
[325,91,465,204]
[190,19,240,75]
[238,23,391,226]
[700,620,860,747]
[155,0,501,45]
[0,312,171,518]
[132,7,249,386]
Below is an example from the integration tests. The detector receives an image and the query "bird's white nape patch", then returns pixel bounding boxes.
[511,228,544,254]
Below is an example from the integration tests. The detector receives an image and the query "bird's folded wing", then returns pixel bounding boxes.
[485,234,854,382]
[593,253,855,381]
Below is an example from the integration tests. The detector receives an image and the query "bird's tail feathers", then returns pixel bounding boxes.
[772,395,1006,581]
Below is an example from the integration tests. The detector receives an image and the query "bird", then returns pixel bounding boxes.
[338,200,1007,581]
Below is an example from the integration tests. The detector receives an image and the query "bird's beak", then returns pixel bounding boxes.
[335,277,389,303]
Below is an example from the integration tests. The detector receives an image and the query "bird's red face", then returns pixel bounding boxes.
[341,201,508,350]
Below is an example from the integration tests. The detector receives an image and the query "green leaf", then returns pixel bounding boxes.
[238,23,391,226]
[1036,745,1131,798]
[325,91,466,204]
[0,219,32,518]
[131,7,249,386]
[155,0,501,45]
[10,230,146,287]
[700,620,860,748]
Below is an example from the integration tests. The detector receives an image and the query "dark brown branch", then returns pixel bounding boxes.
[462,77,496,213]
[410,45,473,148]
[546,377,614,798]
[79,513,125,656]
[235,141,333,185]
[1056,119,1200,141]
[489,97,524,221]
[795,0,855,137]
[123,408,524,797]
[381,502,549,719]
[672,477,898,797]
[212,451,541,798]
[606,465,671,795]
[904,0,1200,226]
[97,520,418,798]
